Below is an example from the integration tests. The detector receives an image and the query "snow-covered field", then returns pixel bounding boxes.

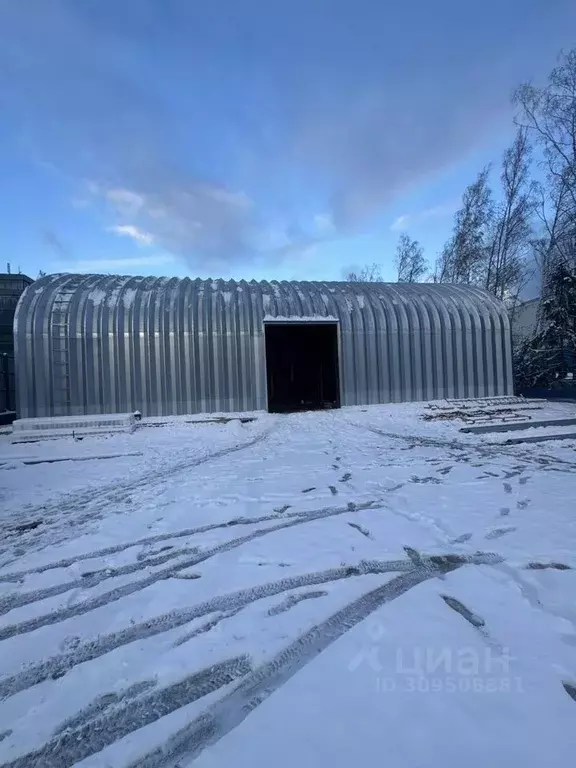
[1,402,576,767]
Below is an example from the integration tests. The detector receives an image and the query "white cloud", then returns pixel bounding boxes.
[107,224,155,246]
[390,203,456,231]
[313,212,335,234]
[88,181,255,268]
[390,214,410,231]
[105,188,146,215]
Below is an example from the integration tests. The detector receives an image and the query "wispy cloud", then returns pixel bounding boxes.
[91,180,254,267]
[107,223,155,246]
[390,203,456,231]
[105,188,145,215]
[3,0,573,273]
[313,212,335,234]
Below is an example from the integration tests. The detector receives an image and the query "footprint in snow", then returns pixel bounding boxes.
[519,476,530,485]
[301,487,316,494]
[339,472,352,483]
[451,532,473,544]
[503,482,513,494]
[516,499,531,509]
[499,507,510,517]
[485,526,516,540]
[329,485,338,496]
[526,561,571,571]
[59,635,82,652]
[348,522,373,539]
[410,475,442,484]
[403,546,423,565]
[563,682,576,703]
[441,595,485,629]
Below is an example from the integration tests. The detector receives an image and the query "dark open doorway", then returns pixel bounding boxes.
[265,322,340,413]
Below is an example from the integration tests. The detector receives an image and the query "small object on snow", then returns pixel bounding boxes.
[133,410,142,421]
[9,451,143,466]
[11,412,137,441]
[301,487,316,493]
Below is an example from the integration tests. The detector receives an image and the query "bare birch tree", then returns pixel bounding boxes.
[435,167,494,285]
[514,49,576,278]
[485,128,536,301]
[395,233,426,282]
[346,263,383,282]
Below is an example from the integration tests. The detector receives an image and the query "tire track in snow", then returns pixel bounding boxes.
[129,556,498,768]
[0,553,501,701]
[0,547,200,616]
[0,558,411,700]
[0,501,381,641]
[53,679,157,734]
[2,657,251,768]
[267,590,328,616]
[0,513,285,585]
[3,426,275,554]
[349,419,576,471]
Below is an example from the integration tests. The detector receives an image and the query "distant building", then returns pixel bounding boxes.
[14,274,513,418]
[0,273,33,418]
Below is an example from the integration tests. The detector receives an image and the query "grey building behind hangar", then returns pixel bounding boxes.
[14,273,513,418]
[1,272,33,419]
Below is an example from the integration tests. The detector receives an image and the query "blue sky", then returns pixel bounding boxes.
[1,0,575,282]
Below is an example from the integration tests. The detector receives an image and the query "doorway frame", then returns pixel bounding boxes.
[263,319,342,413]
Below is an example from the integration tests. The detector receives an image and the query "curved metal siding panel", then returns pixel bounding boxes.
[14,275,513,417]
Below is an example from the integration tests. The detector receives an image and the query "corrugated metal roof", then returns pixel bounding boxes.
[14,274,513,417]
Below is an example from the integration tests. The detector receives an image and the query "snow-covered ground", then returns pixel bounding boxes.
[1,402,576,767]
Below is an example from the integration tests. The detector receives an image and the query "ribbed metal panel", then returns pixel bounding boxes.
[14,274,513,417]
